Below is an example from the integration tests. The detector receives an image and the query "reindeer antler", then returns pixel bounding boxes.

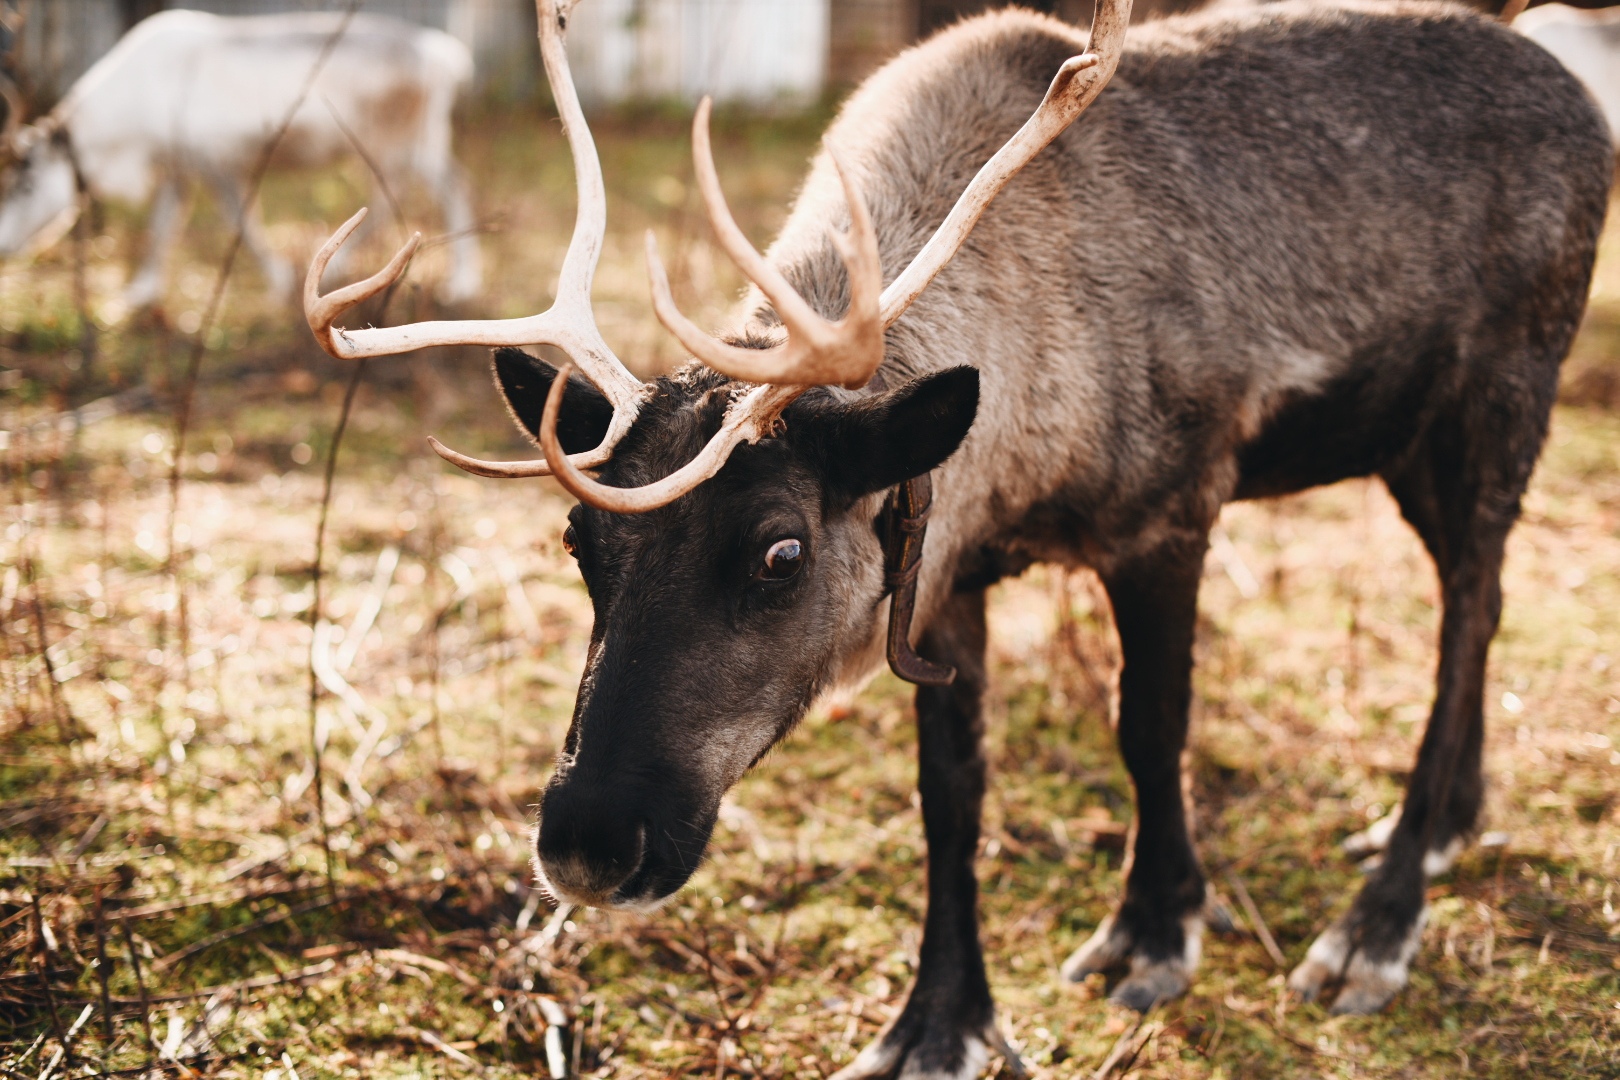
[302,0,1132,511]
[645,103,884,390]
[541,370,804,513]
[303,0,646,477]
[652,0,1132,391]
[876,3,1129,325]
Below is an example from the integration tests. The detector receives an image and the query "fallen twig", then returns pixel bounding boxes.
[374,948,484,991]
[32,894,73,1074]
[113,881,325,921]
[407,1026,487,1073]
[1224,869,1287,968]
[118,918,155,1073]
[38,1065,193,1080]
[1092,1017,1151,1080]
[37,958,348,1014]
[335,546,399,672]
[537,996,569,1080]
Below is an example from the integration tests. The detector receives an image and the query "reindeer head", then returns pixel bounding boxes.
[305,0,1129,909]
[0,79,77,258]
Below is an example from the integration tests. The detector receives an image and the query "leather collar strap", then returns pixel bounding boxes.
[879,472,956,686]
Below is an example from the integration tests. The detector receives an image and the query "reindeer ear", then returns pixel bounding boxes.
[492,347,615,455]
[815,366,980,501]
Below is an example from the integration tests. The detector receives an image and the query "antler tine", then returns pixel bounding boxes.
[301,0,652,480]
[689,97,826,339]
[425,435,592,477]
[877,0,1132,328]
[827,148,884,321]
[305,208,422,356]
[301,1,641,400]
[538,0,612,317]
[541,364,803,512]
[645,109,884,390]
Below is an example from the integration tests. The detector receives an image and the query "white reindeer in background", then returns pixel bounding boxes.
[0,9,483,310]
[1515,3,1620,148]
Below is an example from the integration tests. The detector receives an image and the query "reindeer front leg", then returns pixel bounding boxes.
[1062,534,1209,1010]
[834,589,1021,1080]
[125,175,188,311]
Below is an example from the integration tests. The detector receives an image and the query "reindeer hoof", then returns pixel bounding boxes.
[1109,957,1192,1012]
[1289,911,1424,1014]
[829,1018,1022,1080]
[1061,911,1202,1011]
[1327,966,1404,1015]
[1286,922,1350,1002]
[1060,914,1133,982]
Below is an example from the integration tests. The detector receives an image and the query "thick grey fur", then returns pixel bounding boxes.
[512,3,1611,1075]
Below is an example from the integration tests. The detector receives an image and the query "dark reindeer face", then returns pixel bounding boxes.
[492,349,978,909]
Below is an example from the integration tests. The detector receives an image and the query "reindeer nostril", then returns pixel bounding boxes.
[534,795,649,907]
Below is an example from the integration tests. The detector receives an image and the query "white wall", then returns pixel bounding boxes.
[566,0,828,107]
[11,0,125,106]
[12,0,829,110]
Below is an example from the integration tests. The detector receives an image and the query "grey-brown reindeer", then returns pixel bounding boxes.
[304,0,1611,1074]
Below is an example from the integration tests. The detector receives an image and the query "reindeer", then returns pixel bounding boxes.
[1515,3,1620,147]
[0,9,483,310]
[305,0,1610,1074]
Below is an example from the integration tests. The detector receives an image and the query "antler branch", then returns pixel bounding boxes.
[644,102,885,390]
[304,208,422,356]
[302,0,646,478]
[304,0,1132,513]
[877,0,1131,326]
[540,366,803,513]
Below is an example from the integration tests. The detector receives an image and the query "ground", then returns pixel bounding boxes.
[1,104,1618,1079]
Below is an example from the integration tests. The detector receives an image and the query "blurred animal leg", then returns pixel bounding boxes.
[124,175,187,310]
[203,169,293,300]
[429,161,481,304]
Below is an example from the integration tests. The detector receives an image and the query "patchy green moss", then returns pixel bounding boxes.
[2,120,1618,1080]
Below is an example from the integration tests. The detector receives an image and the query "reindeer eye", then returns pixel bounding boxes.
[561,525,578,557]
[758,538,804,581]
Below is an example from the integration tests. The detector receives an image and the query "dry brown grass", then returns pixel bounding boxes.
[1,114,1618,1080]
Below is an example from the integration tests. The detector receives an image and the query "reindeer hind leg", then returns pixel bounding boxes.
[1291,338,1556,1014]
[124,175,188,311]
[202,169,294,301]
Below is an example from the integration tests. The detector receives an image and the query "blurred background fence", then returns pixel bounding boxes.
[5,0,1219,112]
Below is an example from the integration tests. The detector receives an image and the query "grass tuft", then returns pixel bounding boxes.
[1,116,1618,1079]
